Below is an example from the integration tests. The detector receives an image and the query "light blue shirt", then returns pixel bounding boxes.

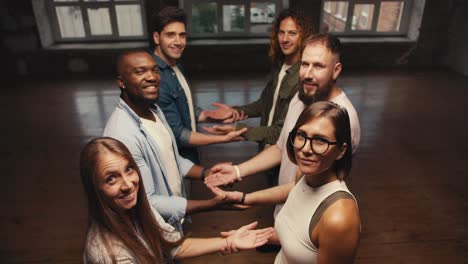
[103,98,194,230]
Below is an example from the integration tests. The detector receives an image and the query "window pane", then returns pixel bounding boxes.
[322,1,348,33]
[352,4,374,30]
[223,5,245,32]
[87,8,112,35]
[377,1,404,32]
[56,6,85,38]
[192,2,218,34]
[250,2,275,34]
[115,5,144,36]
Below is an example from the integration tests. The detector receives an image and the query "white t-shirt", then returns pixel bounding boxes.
[274,91,361,217]
[268,63,292,126]
[141,112,182,196]
[172,65,196,131]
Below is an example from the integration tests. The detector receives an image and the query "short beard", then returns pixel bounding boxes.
[298,87,318,105]
[298,79,335,105]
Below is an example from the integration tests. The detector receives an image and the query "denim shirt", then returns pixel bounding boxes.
[152,54,194,146]
[103,98,194,231]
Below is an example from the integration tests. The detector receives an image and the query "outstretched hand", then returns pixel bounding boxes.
[202,125,235,135]
[224,127,248,142]
[205,163,239,187]
[207,185,251,210]
[221,222,275,253]
[205,102,248,124]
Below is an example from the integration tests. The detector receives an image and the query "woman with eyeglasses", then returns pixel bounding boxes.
[212,101,360,263]
[80,137,274,264]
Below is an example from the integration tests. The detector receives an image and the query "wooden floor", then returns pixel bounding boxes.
[2,68,468,263]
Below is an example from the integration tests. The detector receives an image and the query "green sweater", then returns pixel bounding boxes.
[234,61,301,148]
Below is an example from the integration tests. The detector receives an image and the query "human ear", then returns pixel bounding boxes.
[153,32,160,46]
[332,62,342,81]
[117,76,125,90]
[335,142,347,161]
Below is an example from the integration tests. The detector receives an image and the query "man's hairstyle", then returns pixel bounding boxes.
[116,49,150,76]
[286,101,352,181]
[268,8,315,64]
[303,33,342,62]
[152,6,187,34]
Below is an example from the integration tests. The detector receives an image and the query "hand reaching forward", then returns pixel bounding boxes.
[207,185,243,203]
[222,127,247,142]
[207,185,250,210]
[202,125,235,135]
[210,102,248,123]
[205,163,240,187]
[221,222,275,253]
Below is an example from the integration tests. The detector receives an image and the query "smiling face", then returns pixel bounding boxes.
[153,21,186,66]
[294,116,346,179]
[118,52,160,105]
[299,43,342,104]
[277,16,301,64]
[96,151,139,212]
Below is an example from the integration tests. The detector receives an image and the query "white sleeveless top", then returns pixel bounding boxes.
[274,177,356,264]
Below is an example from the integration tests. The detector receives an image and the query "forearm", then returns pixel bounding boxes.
[235,123,281,145]
[188,131,227,146]
[233,103,261,118]
[238,144,282,178]
[175,237,226,259]
[185,164,205,180]
[186,199,220,215]
[244,182,294,205]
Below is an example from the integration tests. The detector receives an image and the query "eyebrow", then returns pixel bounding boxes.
[101,159,130,176]
[297,129,330,139]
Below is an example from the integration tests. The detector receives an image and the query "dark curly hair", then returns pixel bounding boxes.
[268,8,315,64]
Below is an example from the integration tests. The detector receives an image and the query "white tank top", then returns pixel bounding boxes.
[274,177,356,264]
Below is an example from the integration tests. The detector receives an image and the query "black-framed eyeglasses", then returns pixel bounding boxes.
[289,129,338,155]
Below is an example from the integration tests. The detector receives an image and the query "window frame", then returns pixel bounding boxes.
[320,0,413,37]
[46,0,148,43]
[181,0,288,39]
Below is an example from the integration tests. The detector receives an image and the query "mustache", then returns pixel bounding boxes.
[142,80,159,86]
[302,78,316,85]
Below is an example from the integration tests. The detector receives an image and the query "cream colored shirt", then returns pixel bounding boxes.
[141,112,182,196]
[274,178,356,264]
[83,206,182,263]
[268,63,292,126]
[172,65,196,131]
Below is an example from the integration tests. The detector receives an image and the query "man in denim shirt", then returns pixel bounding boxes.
[151,7,247,163]
[103,50,236,231]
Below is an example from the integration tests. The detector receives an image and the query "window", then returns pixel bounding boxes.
[321,0,412,36]
[44,0,147,42]
[181,0,287,38]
